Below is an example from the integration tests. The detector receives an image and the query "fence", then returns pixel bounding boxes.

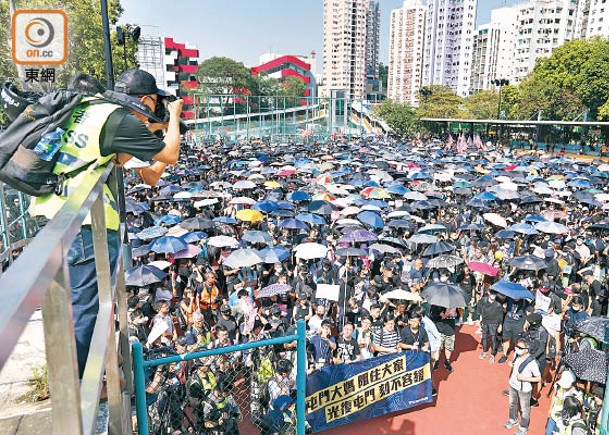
[0,165,132,434]
[0,184,38,270]
[132,320,308,435]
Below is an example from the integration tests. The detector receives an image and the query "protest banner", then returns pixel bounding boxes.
[306,350,432,432]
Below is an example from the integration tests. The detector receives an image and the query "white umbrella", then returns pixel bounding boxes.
[548,179,566,189]
[173,191,192,199]
[207,235,240,248]
[483,212,508,228]
[230,196,256,205]
[381,289,422,302]
[339,206,362,216]
[233,180,257,190]
[194,198,219,208]
[532,185,554,195]
[222,248,264,268]
[535,221,569,234]
[336,218,363,226]
[147,260,172,270]
[294,242,328,260]
[404,191,428,201]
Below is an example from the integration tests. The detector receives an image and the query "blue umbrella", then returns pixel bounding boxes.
[154,215,181,226]
[159,185,183,195]
[242,230,274,245]
[567,179,592,189]
[472,191,498,201]
[491,280,535,300]
[252,200,279,213]
[181,231,208,243]
[276,200,296,210]
[147,236,188,254]
[386,184,410,195]
[523,215,547,223]
[277,218,309,230]
[213,216,238,225]
[136,226,168,240]
[357,211,384,229]
[259,246,290,263]
[271,209,295,218]
[308,200,335,215]
[295,213,327,225]
[287,191,311,201]
[507,223,538,235]
[125,264,168,287]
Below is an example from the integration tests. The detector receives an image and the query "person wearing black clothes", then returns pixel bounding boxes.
[478,291,504,363]
[429,305,456,372]
[521,312,549,406]
[215,305,239,342]
[498,297,529,364]
[583,271,605,316]
[333,322,361,364]
[398,312,430,352]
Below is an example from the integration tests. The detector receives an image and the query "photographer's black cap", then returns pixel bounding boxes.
[114,68,171,97]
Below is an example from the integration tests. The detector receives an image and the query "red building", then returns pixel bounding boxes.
[164,37,199,119]
[251,55,316,99]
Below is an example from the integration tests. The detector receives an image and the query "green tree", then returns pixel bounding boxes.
[464,90,499,119]
[416,85,468,119]
[277,76,307,108]
[374,99,419,136]
[378,63,388,91]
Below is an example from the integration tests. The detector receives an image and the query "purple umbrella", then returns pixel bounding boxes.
[339,229,378,243]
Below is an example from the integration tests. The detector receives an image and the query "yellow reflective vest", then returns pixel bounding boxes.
[30,100,122,230]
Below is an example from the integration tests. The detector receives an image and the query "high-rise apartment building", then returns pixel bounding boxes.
[365,0,381,77]
[513,0,584,84]
[388,0,426,106]
[470,6,518,93]
[422,0,477,97]
[578,0,609,38]
[322,0,370,99]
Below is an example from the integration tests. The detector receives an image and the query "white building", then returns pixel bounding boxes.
[322,0,370,99]
[513,0,584,84]
[422,0,477,97]
[388,0,426,106]
[470,6,518,93]
[579,0,609,38]
[365,0,381,77]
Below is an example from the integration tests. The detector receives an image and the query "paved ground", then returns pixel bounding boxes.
[322,324,551,435]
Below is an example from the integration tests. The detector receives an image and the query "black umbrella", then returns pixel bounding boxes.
[421,282,468,308]
[508,255,547,271]
[180,217,215,230]
[564,348,609,384]
[125,264,167,287]
[574,317,609,343]
[335,247,368,257]
[422,241,455,257]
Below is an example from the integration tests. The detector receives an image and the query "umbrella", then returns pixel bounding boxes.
[360,186,390,199]
[295,212,327,225]
[287,191,311,201]
[294,242,328,260]
[207,235,240,248]
[382,289,422,302]
[422,241,455,257]
[180,217,214,230]
[258,283,292,298]
[259,246,290,263]
[125,264,167,287]
[230,196,256,205]
[490,280,535,300]
[564,348,609,384]
[535,221,569,234]
[421,282,468,308]
[233,180,257,189]
[339,229,378,243]
[483,213,508,228]
[155,215,181,226]
[357,211,384,228]
[213,216,238,225]
[236,209,265,223]
[181,231,208,243]
[147,260,172,270]
[369,243,402,254]
[335,247,368,257]
[507,223,539,236]
[376,237,408,249]
[242,230,274,245]
[148,236,188,254]
[136,226,168,240]
[252,200,279,213]
[308,200,335,215]
[427,255,463,269]
[468,261,500,276]
[418,224,447,233]
[277,218,309,230]
[222,248,264,268]
[508,255,547,271]
[574,317,609,343]
[407,234,438,245]
[173,244,203,259]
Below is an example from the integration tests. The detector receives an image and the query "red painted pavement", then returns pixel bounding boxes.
[322,324,551,435]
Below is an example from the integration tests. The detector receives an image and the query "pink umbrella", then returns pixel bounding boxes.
[172,244,202,259]
[277,169,296,177]
[468,261,500,277]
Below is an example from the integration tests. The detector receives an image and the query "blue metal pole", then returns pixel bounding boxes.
[132,342,149,435]
[296,320,307,435]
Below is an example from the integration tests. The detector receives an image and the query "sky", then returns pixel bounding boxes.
[120,0,519,71]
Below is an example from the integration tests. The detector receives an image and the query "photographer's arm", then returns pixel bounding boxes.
[151,99,183,165]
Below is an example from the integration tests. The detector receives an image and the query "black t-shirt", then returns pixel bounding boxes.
[335,336,361,362]
[216,315,239,341]
[430,306,456,336]
[294,303,310,322]
[99,108,165,160]
[400,327,429,348]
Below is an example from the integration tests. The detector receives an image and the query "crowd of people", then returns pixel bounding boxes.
[119,133,609,435]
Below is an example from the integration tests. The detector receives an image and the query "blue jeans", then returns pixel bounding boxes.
[545,417,558,435]
[67,227,119,379]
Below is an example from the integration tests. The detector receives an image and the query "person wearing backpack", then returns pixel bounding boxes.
[504,338,542,435]
[27,69,183,378]
[555,396,591,435]
[545,370,584,435]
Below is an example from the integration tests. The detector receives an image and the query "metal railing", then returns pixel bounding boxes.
[0,165,132,434]
[131,320,308,435]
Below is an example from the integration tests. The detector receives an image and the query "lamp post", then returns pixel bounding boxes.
[116,24,141,73]
[493,78,509,144]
